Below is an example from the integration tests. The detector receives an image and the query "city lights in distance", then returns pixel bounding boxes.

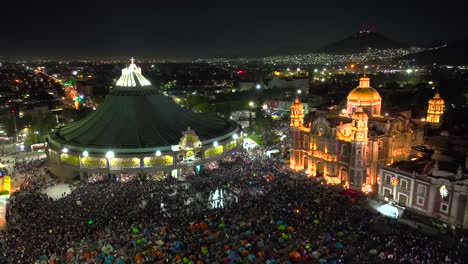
[256,84,261,89]
[297,89,302,94]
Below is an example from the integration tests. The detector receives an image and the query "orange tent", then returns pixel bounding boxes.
[289,251,301,259]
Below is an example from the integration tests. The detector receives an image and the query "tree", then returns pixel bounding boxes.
[194,103,215,113]
[24,112,58,145]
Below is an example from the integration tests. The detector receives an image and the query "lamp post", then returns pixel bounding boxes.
[106,151,115,180]
[11,109,18,143]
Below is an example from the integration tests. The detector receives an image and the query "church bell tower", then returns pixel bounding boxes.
[290,98,305,170]
[426,92,444,126]
[349,107,368,190]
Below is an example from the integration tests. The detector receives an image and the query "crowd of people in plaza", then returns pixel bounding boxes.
[0,150,467,263]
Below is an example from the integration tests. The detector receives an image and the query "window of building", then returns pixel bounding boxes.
[440,191,450,213]
[398,194,408,206]
[417,196,424,206]
[318,142,325,152]
[442,193,450,203]
[400,179,408,190]
[416,184,426,206]
[383,188,392,198]
[341,145,348,156]
[440,203,449,213]
[385,175,391,184]
[417,185,426,196]
[304,135,309,149]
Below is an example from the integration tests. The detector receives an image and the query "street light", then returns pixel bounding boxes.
[10,109,18,143]
[156,150,161,156]
[233,134,239,140]
[249,101,254,107]
[62,147,68,153]
[105,151,115,159]
[213,141,219,147]
[297,89,302,94]
[82,150,89,157]
[256,84,261,89]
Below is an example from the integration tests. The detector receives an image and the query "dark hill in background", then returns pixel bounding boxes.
[402,38,468,65]
[319,31,410,54]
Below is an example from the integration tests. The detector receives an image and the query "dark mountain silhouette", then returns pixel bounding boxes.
[319,31,410,54]
[402,38,468,65]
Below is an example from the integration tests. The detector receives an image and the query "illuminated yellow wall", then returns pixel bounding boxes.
[81,157,107,168]
[60,153,79,165]
[1,176,11,193]
[109,157,141,169]
[143,156,174,167]
[205,146,224,159]
[225,140,237,151]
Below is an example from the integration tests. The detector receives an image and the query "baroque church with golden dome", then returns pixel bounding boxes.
[290,77,435,191]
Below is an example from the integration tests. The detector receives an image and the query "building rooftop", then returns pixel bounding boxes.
[389,157,467,181]
[48,59,238,151]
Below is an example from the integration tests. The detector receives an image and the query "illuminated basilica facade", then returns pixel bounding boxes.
[290,77,425,191]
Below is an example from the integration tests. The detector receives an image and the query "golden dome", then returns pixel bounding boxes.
[347,77,381,103]
[428,92,444,105]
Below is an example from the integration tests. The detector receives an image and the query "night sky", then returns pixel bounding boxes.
[1,0,467,59]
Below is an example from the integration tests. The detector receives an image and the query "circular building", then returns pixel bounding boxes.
[347,77,381,117]
[47,59,241,181]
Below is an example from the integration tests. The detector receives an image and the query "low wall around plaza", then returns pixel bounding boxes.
[46,133,244,181]
[48,161,81,182]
